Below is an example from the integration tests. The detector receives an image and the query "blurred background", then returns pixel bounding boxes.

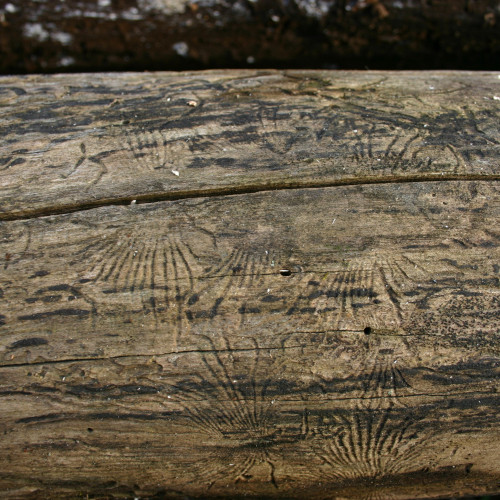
[0,0,499,74]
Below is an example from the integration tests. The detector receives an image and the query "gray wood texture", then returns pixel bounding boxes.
[0,70,499,499]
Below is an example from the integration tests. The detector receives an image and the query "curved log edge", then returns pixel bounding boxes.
[1,70,499,219]
[0,0,499,73]
[0,71,499,499]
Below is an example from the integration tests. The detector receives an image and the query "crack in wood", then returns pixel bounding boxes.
[1,174,499,221]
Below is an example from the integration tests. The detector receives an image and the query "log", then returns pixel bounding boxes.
[0,1,499,74]
[0,70,499,499]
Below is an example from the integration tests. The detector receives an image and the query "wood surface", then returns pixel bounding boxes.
[0,0,499,74]
[0,70,499,499]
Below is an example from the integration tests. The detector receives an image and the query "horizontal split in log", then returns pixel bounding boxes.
[2,172,500,221]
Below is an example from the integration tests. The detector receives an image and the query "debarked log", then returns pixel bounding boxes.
[0,70,499,499]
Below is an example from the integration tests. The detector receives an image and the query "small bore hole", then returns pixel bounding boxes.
[364,327,372,335]
[87,428,94,433]
[280,269,291,276]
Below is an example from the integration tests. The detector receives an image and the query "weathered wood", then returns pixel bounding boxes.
[0,71,499,499]
[1,70,499,219]
[0,1,499,74]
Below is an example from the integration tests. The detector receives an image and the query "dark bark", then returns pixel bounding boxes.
[0,0,499,74]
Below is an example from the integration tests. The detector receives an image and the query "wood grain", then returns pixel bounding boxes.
[1,70,499,220]
[0,71,499,499]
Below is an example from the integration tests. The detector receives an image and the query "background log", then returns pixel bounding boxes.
[0,70,499,499]
[0,0,499,74]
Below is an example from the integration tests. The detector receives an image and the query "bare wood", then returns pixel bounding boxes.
[0,71,499,499]
[1,70,499,220]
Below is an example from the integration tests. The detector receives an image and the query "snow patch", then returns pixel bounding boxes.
[296,0,331,18]
[52,32,73,45]
[138,0,218,15]
[24,23,49,42]
[172,41,189,57]
[59,56,76,67]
